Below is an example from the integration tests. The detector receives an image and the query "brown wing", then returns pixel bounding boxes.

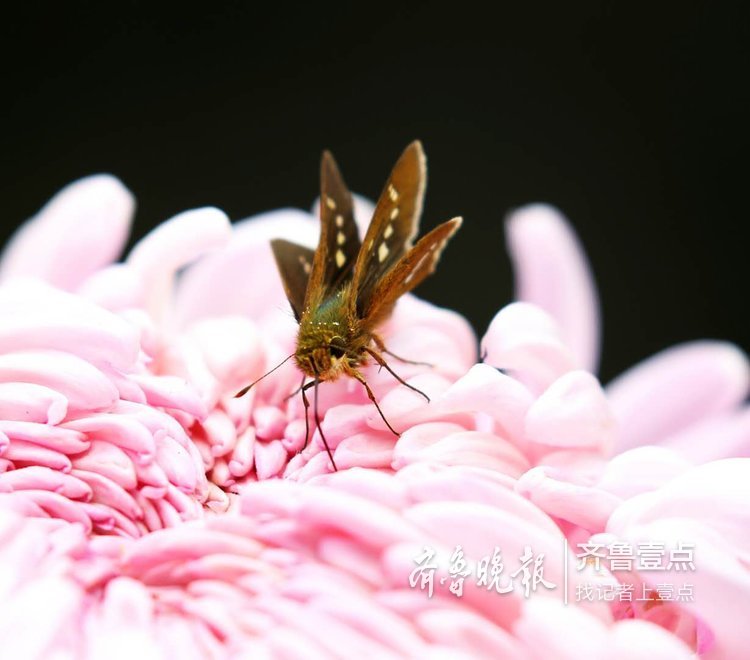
[361,217,462,324]
[304,150,361,307]
[270,239,315,320]
[350,141,426,317]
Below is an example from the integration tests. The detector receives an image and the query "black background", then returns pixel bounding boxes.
[3,3,748,383]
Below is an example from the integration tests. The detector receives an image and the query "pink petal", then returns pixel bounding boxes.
[184,316,266,398]
[126,207,232,320]
[64,414,156,463]
[0,281,140,371]
[0,577,83,658]
[253,405,288,440]
[322,466,409,510]
[606,341,750,452]
[155,433,200,493]
[203,410,237,457]
[0,466,91,500]
[0,382,68,424]
[16,489,92,529]
[72,440,138,490]
[78,263,144,310]
[607,458,750,554]
[333,432,396,470]
[0,350,118,412]
[122,526,261,575]
[129,374,206,420]
[481,302,578,393]
[596,446,693,499]
[370,365,531,443]
[395,428,530,476]
[514,599,607,659]
[607,515,747,658]
[381,296,478,378]
[606,619,695,660]
[396,463,521,511]
[174,209,319,326]
[515,466,621,531]
[661,406,750,463]
[417,608,529,658]
[2,440,72,472]
[505,204,600,372]
[0,420,88,454]
[70,469,143,520]
[242,480,421,548]
[86,577,160,658]
[525,371,616,458]
[254,439,288,479]
[229,427,256,477]
[0,174,134,290]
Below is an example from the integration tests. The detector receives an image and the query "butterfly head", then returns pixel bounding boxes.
[294,323,359,382]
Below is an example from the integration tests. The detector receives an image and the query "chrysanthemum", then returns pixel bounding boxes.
[0,173,745,658]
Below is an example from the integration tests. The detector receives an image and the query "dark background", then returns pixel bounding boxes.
[3,3,748,383]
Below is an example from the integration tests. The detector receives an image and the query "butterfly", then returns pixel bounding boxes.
[236,141,462,470]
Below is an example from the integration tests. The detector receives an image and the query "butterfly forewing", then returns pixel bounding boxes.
[305,150,361,307]
[361,217,462,324]
[351,140,426,316]
[270,239,315,320]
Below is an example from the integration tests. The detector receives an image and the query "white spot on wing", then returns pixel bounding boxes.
[378,242,389,263]
[335,214,344,227]
[390,207,399,220]
[326,196,336,210]
[384,223,394,238]
[335,250,346,268]
[337,231,346,245]
[298,255,311,274]
[388,184,399,202]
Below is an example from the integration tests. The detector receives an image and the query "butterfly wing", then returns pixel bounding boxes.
[270,239,316,320]
[350,140,426,316]
[304,149,362,307]
[360,217,462,324]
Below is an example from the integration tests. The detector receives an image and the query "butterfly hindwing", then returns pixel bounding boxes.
[361,217,462,324]
[351,141,426,316]
[305,150,361,307]
[270,239,315,320]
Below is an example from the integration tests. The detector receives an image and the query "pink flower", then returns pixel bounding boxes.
[0,175,744,657]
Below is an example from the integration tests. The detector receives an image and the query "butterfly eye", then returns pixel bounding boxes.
[329,337,346,359]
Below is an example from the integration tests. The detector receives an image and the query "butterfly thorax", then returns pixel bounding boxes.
[294,287,371,381]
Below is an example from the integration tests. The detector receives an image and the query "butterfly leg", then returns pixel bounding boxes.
[285,375,308,401]
[364,347,430,403]
[313,380,337,471]
[372,335,432,367]
[350,369,401,437]
[299,380,338,471]
[300,380,313,450]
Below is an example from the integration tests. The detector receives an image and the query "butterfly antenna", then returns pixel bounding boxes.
[285,375,308,401]
[313,379,338,471]
[234,353,296,398]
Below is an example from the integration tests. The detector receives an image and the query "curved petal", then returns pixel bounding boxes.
[126,207,232,322]
[174,209,318,327]
[525,371,616,459]
[661,406,750,463]
[0,175,134,290]
[505,204,600,373]
[606,341,750,453]
[482,302,578,394]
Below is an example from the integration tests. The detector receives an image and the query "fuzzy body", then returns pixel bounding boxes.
[294,285,375,381]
